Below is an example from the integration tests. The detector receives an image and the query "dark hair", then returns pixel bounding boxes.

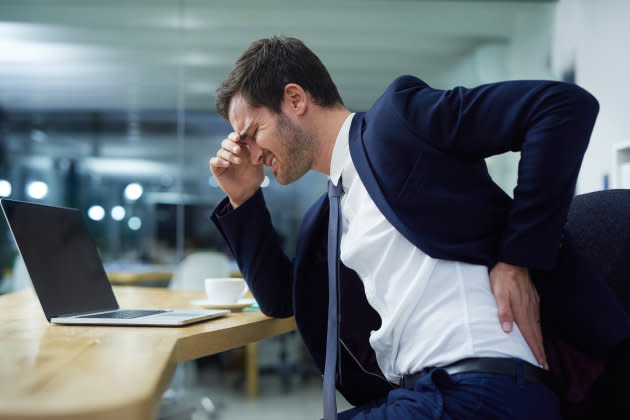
[215,36,343,119]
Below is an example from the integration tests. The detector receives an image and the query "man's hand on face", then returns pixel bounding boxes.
[489,261,548,370]
[210,131,264,208]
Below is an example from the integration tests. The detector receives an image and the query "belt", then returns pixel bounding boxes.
[400,357,557,393]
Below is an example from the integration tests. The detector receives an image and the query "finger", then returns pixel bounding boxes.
[533,322,548,370]
[222,138,242,154]
[525,287,548,368]
[518,317,548,369]
[530,304,548,369]
[495,293,514,333]
[217,148,241,164]
[513,294,546,368]
[209,156,229,171]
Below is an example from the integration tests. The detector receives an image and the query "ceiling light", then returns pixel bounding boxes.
[26,181,48,199]
[0,179,11,197]
[128,216,142,231]
[88,205,105,221]
[124,183,143,200]
[187,82,216,94]
[30,129,48,143]
[0,39,78,63]
[111,206,126,221]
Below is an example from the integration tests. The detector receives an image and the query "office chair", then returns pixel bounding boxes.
[169,251,233,290]
[564,189,630,314]
[561,189,630,419]
[0,255,32,293]
[161,251,233,420]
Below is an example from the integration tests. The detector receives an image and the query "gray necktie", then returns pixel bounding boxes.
[324,179,343,420]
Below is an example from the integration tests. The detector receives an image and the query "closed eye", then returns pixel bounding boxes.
[242,130,258,146]
[240,126,257,143]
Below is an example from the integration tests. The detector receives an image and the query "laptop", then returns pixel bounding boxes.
[1,198,230,326]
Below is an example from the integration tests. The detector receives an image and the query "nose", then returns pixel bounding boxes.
[247,141,264,165]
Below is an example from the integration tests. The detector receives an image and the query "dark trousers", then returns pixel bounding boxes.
[337,362,561,420]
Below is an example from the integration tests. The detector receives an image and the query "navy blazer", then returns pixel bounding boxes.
[212,76,630,406]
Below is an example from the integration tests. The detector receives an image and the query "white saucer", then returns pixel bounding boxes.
[190,298,256,311]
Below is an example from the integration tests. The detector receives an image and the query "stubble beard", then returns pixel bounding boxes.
[275,113,315,185]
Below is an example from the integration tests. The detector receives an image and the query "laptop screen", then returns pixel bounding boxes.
[1,199,118,320]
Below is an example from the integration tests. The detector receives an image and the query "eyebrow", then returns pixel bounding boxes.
[239,123,254,140]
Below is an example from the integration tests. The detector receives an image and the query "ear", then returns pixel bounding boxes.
[282,83,307,116]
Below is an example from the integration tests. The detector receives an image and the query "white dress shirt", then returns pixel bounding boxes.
[329,113,537,384]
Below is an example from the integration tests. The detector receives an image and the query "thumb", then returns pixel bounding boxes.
[496,295,514,333]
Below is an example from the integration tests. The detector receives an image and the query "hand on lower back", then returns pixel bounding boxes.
[490,261,548,370]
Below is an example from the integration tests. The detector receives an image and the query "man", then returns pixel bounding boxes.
[209,36,630,419]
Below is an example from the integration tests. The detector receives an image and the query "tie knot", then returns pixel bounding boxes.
[328,179,343,198]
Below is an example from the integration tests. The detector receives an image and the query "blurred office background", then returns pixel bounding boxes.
[1,0,629,418]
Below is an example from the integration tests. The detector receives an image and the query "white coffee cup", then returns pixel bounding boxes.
[204,277,248,304]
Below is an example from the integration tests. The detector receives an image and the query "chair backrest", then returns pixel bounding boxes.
[1,255,33,293]
[564,189,630,313]
[169,251,233,290]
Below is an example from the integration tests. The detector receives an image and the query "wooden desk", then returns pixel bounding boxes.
[0,287,296,420]
[106,270,173,285]
[104,263,175,286]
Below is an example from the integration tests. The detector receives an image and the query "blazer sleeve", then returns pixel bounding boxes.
[210,189,294,317]
[391,75,599,269]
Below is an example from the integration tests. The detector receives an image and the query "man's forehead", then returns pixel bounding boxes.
[228,94,254,134]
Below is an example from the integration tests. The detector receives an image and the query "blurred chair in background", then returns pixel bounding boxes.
[0,255,32,294]
[161,250,233,420]
[169,251,233,291]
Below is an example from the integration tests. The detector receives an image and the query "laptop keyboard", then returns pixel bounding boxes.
[78,309,168,319]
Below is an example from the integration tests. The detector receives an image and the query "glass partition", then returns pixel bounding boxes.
[0,0,555,293]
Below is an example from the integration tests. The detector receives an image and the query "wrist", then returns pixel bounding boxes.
[229,189,258,209]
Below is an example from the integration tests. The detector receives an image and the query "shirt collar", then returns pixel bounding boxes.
[329,113,355,187]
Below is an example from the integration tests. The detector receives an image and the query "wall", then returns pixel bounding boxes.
[443,4,556,197]
[553,0,630,193]
[444,1,630,196]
